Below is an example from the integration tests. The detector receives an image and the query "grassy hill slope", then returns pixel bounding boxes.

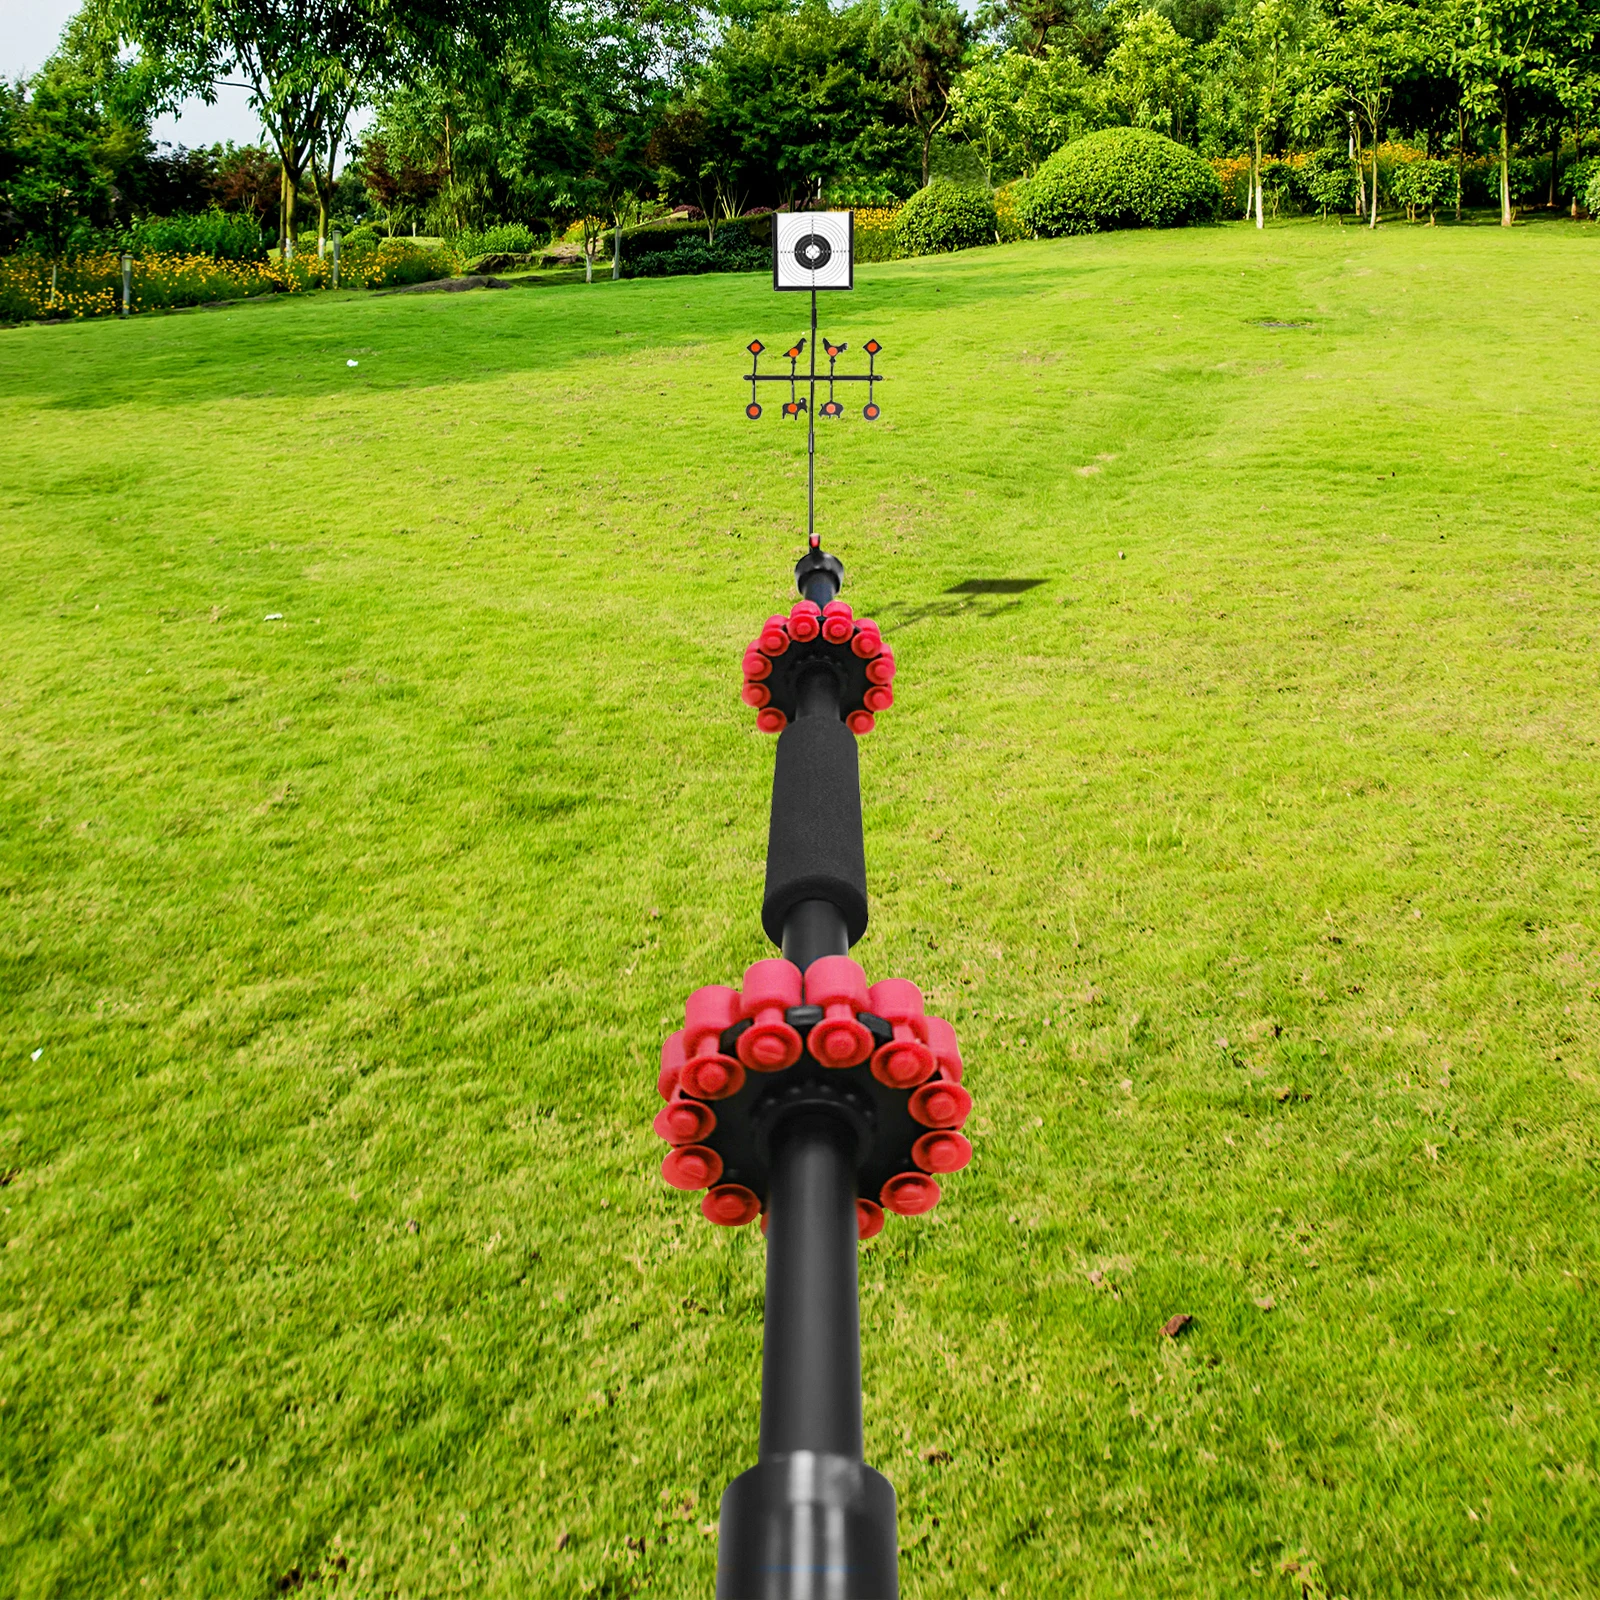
[2,219,1598,1597]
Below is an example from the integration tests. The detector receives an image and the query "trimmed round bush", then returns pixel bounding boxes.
[1017,128,1221,237]
[894,181,997,256]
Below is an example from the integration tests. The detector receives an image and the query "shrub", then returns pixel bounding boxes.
[1262,155,1312,216]
[894,180,997,256]
[1018,127,1221,236]
[456,222,544,258]
[1566,156,1600,209]
[621,212,773,265]
[630,234,770,278]
[1586,168,1600,218]
[1302,148,1360,217]
[339,237,460,287]
[1389,159,1456,223]
[122,208,267,261]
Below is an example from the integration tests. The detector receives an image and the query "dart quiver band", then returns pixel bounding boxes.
[652,538,973,1600]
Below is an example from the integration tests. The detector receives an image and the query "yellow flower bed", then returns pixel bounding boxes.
[0,240,458,323]
[852,206,904,264]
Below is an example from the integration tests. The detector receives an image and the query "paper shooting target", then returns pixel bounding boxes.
[773,211,854,292]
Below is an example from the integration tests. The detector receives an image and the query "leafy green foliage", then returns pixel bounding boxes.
[630,235,769,277]
[947,45,1109,185]
[1017,126,1221,235]
[456,222,546,258]
[1566,155,1600,207]
[895,178,998,253]
[621,212,772,262]
[123,208,267,260]
[667,1,911,215]
[1302,146,1360,215]
[1586,166,1600,216]
[1388,158,1457,221]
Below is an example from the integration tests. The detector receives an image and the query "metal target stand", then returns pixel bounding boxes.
[651,212,971,1600]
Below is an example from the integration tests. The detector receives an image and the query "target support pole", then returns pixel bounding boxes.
[807,288,818,545]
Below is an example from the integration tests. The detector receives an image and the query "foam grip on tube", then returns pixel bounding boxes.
[658,1030,686,1100]
[802,955,874,1067]
[654,1097,717,1145]
[863,684,893,714]
[868,978,935,1088]
[662,1143,723,1191]
[703,1184,761,1226]
[924,1016,964,1084]
[758,615,790,656]
[788,602,821,642]
[912,1130,973,1174]
[756,708,787,734]
[857,1199,885,1240]
[821,600,855,644]
[762,716,869,946]
[865,651,896,687]
[851,622,883,659]
[846,711,875,736]
[881,1172,940,1216]
[909,1077,973,1130]
[743,649,772,682]
[737,958,804,1070]
[742,681,772,708]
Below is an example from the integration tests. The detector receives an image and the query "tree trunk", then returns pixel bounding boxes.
[1354,125,1366,217]
[1549,128,1559,207]
[1369,117,1379,228]
[1456,104,1465,222]
[1500,111,1512,226]
[921,125,932,188]
[1254,131,1264,228]
[612,212,622,280]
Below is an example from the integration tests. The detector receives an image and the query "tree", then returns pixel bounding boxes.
[1105,10,1195,139]
[1209,0,1314,229]
[1447,0,1596,225]
[679,2,908,212]
[0,6,154,262]
[947,45,1107,182]
[977,0,1121,66]
[881,0,970,186]
[112,0,549,251]
[1305,0,1422,227]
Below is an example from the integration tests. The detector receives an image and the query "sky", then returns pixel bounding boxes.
[1,0,347,150]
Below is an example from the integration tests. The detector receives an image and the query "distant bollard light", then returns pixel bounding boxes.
[121,254,131,318]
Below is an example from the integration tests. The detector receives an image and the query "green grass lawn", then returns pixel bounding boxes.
[3,216,1599,1599]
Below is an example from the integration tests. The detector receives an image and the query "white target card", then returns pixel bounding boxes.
[773,211,854,291]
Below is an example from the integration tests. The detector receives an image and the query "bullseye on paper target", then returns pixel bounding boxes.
[773,211,854,291]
